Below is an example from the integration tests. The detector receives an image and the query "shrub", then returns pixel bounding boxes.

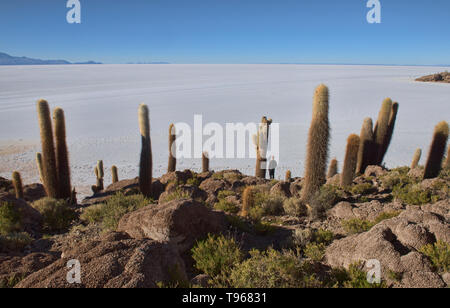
[292,228,334,248]
[392,184,435,205]
[217,190,235,199]
[312,229,334,245]
[420,241,450,272]
[186,177,200,187]
[342,218,373,235]
[310,185,343,218]
[192,234,243,277]
[350,183,376,195]
[214,199,239,214]
[373,211,401,225]
[334,262,386,288]
[223,172,242,183]
[159,189,190,203]
[283,197,307,217]
[304,243,326,261]
[380,170,414,190]
[97,193,150,231]
[229,248,321,288]
[260,194,285,216]
[32,198,76,232]
[0,273,26,289]
[80,203,104,224]
[0,202,21,235]
[0,232,33,252]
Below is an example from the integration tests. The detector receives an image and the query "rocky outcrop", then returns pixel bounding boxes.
[117,199,229,252]
[16,232,187,288]
[416,72,450,83]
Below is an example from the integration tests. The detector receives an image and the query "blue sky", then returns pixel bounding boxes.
[1,0,449,65]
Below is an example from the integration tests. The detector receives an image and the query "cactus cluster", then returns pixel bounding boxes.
[253,117,272,179]
[423,121,449,179]
[301,84,330,203]
[36,100,71,199]
[138,104,153,198]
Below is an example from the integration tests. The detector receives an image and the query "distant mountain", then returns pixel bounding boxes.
[0,52,102,66]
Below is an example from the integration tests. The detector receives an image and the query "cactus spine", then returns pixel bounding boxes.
[341,134,360,187]
[111,165,119,183]
[410,148,422,169]
[36,152,44,183]
[168,123,176,173]
[373,98,393,165]
[36,100,58,198]
[138,104,152,197]
[423,121,449,179]
[240,186,254,218]
[327,158,338,179]
[380,102,399,163]
[12,171,24,199]
[253,117,272,178]
[285,170,292,182]
[356,118,375,174]
[202,151,210,173]
[53,107,71,199]
[301,84,330,203]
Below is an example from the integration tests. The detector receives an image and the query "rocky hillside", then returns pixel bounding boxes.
[1,166,449,288]
[416,72,450,83]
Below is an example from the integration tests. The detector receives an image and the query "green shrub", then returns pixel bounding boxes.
[392,184,435,205]
[373,211,401,225]
[304,243,326,261]
[80,203,104,224]
[0,273,26,289]
[292,228,334,248]
[0,202,21,235]
[283,197,307,217]
[214,199,239,214]
[260,194,285,216]
[420,241,450,272]
[192,234,243,278]
[229,248,321,288]
[223,172,242,183]
[186,176,200,187]
[159,188,191,203]
[342,218,373,235]
[32,198,76,232]
[217,190,235,199]
[310,185,343,217]
[0,232,33,252]
[334,262,386,288]
[312,229,334,245]
[350,183,375,195]
[380,170,414,190]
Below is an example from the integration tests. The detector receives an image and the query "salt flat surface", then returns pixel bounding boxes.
[0,64,449,197]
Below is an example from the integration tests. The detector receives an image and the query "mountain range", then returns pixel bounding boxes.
[0,52,102,65]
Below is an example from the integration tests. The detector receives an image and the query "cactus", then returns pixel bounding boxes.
[327,158,338,179]
[12,171,24,199]
[356,118,375,174]
[423,121,449,179]
[111,165,119,183]
[410,148,422,169]
[253,117,272,178]
[301,84,330,203]
[373,98,393,165]
[36,152,44,183]
[285,170,292,182]
[70,187,77,205]
[168,123,177,173]
[95,160,104,191]
[53,107,71,199]
[36,100,58,198]
[380,102,399,164]
[138,104,152,197]
[240,186,254,218]
[445,146,450,169]
[341,134,360,187]
[202,151,210,173]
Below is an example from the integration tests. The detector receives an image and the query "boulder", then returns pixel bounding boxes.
[270,181,291,198]
[117,199,228,253]
[160,170,193,186]
[158,184,207,204]
[364,165,388,178]
[199,178,229,196]
[15,232,187,288]
[0,196,42,237]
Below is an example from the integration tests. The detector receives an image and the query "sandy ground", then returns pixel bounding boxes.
[0,64,449,199]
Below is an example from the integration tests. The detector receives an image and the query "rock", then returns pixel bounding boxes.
[325,205,449,288]
[190,274,211,288]
[407,168,423,179]
[22,184,46,203]
[329,202,354,219]
[270,181,291,198]
[0,253,57,288]
[199,178,229,196]
[364,166,388,178]
[117,199,228,252]
[326,174,341,186]
[241,176,267,186]
[15,232,187,288]
[289,179,303,197]
[0,196,42,237]
[160,170,193,186]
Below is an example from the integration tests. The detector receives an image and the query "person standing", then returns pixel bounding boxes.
[268,156,277,179]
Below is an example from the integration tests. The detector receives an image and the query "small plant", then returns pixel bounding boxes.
[0,273,26,289]
[420,241,449,273]
[350,183,375,195]
[192,234,243,278]
[186,176,200,187]
[309,185,343,217]
[0,232,33,252]
[339,262,386,288]
[392,184,434,205]
[159,188,191,204]
[342,218,373,235]
[304,242,326,262]
[217,190,235,199]
[0,202,21,235]
[214,199,240,214]
[80,203,104,224]
[283,197,307,217]
[373,211,401,225]
[32,198,76,232]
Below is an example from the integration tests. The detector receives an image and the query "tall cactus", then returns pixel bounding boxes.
[373,98,393,165]
[240,186,254,218]
[410,148,422,169]
[423,121,449,179]
[327,158,338,179]
[380,102,399,164]
[285,170,292,182]
[53,107,71,199]
[36,100,58,198]
[168,123,176,173]
[12,171,24,199]
[138,104,152,197]
[111,165,119,183]
[445,146,450,169]
[202,151,210,173]
[341,134,360,187]
[356,118,375,174]
[253,117,272,178]
[301,84,330,203]
[95,160,104,191]
[36,152,44,183]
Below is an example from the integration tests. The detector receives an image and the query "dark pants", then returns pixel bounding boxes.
[269,169,275,179]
